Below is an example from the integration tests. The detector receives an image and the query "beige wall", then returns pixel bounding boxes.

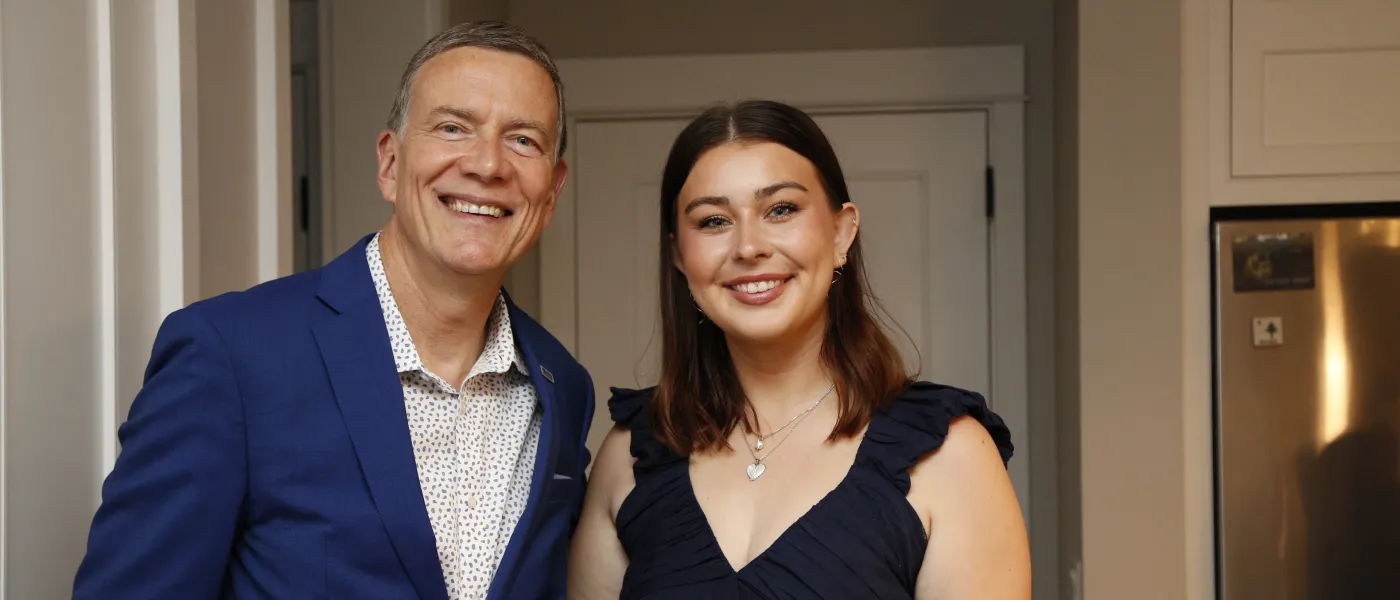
[197,0,260,299]
[1073,0,1188,597]
[451,0,507,24]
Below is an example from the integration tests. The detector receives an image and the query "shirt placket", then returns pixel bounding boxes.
[457,375,489,600]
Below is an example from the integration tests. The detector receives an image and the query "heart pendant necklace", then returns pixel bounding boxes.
[741,383,835,482]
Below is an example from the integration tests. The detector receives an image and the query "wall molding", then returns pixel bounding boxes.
[255,0,293,282]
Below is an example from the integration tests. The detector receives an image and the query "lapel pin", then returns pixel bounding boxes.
[540,366,554,383]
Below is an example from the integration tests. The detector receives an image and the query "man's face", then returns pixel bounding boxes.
[376,46,566,278]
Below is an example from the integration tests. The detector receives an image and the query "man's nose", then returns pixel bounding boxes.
[456,137,508,183]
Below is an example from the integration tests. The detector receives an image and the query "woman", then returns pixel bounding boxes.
[568,100,1030,599]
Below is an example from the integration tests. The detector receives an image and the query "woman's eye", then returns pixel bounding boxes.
[698,216,729,229]
[769,203,798,218]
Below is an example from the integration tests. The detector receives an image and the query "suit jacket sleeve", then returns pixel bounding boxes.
[73,306,248,599]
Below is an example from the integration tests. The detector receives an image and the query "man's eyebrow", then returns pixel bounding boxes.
[508,118,549,134]
[426,106,478,123]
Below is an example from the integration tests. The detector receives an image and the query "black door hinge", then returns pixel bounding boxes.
[985,166,996,219]
[299,175,310,232]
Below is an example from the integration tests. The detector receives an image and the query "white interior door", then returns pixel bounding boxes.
[574,110,991,453]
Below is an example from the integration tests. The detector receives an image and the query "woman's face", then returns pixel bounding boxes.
[673,141,858,345]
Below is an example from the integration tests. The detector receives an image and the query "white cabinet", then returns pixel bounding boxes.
[1231,0,1400,178]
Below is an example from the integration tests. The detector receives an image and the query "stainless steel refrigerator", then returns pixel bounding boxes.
[1213,204,1400,600]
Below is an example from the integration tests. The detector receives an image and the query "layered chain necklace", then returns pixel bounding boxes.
[740,382,835,481]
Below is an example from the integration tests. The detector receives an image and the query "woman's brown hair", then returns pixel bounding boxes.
[652,100,913,456]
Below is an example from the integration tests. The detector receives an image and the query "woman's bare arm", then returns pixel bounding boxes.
[912,416,1031,600]
[567,426,635,600]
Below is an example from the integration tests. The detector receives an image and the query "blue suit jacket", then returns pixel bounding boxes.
[73,235,595,599]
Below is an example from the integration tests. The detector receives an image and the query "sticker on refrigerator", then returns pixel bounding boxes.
[1232,232,1315,292]
[1252,317,1283,347]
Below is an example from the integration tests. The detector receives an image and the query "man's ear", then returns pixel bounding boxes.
[541,158,569,229]
[376,130,400,204]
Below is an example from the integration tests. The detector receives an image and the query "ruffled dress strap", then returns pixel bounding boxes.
[606,386,686,480]
[856,381,1015,495]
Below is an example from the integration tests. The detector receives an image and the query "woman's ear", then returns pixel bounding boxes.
[835,202,860,260]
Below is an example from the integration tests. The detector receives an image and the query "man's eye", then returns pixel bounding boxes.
[514,136,537,147]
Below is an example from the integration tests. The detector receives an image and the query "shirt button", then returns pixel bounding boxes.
[467,496,478,509]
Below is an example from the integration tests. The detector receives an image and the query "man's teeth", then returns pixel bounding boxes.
[729,280,784,294]
[445,199,504,218]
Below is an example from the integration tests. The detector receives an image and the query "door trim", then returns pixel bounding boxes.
[539,46,1031,525]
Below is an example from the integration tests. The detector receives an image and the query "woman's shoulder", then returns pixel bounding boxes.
[886,380,1013,461]
[858,381,1014,493]
[602,385,686,477]
[605,385,656,429]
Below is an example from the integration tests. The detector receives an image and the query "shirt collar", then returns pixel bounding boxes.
[367,232,528,379]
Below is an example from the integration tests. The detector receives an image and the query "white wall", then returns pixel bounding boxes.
[0,0,289,594]
[1,1,104,596]
[197,0,259,298]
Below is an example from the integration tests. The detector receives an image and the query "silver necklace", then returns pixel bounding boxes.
[741,383,835,482]
[748,383,835,451]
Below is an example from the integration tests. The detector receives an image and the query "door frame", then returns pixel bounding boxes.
[538,46,1031,523]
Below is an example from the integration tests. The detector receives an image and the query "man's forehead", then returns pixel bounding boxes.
[411,47,557,115]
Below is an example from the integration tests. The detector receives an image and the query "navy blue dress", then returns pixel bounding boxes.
[606,381,1015,599]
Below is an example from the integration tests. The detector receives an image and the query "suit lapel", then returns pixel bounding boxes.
[312,237,448,600]
[486,299,562,600]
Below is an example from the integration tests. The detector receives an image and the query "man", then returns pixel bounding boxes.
[73,21,593,600]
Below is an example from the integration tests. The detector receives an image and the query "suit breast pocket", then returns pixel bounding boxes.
[543,475,583,506]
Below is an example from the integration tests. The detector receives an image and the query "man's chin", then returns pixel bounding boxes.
[437,249,512,278]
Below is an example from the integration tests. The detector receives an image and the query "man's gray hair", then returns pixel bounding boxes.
[386,21,567,156]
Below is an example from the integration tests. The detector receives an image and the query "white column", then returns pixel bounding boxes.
[1,0,106,596]
[0,0,290,594]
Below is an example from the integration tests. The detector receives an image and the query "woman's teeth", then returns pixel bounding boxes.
[445,199,504,218]
[728,279,784,294]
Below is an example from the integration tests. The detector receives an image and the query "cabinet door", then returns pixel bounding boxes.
[1232,0,1400,177]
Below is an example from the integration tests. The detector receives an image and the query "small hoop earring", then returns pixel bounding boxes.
[694,299,706,325]
[831,267,844,285]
